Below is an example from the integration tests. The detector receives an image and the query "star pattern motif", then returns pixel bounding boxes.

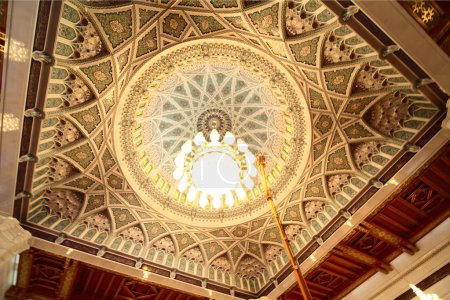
[25,0,442,296]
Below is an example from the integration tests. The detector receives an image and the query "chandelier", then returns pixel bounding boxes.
[173,129,257,209]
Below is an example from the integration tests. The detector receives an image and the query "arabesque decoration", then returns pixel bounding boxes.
[24,0,441,296]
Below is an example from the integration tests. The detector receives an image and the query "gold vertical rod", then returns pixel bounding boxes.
[257,154,312,300]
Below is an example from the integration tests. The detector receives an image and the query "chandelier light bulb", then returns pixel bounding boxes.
[178,175,188,193]
[225,190,234,207]
[245,151,256,163]
[248,166,257,177]
[212,195,222,209]
[223,131,235,144]
[181,141,192,154]
[199,193,208,208]
[187,186,197,202]
[173,168,183,180]
[236,185,246,200]
[209,129,220,142]
[174,130,258,210]
[194,132,206,145]
[237,138,248,152]
[174,154,185,168]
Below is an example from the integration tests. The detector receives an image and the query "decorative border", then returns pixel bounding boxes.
[14,0,449,299]
[114,39,312,227]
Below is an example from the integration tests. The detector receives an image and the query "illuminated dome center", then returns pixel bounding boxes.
[192,152,240,190]
[114,40,311,227]
[174,129,257,210]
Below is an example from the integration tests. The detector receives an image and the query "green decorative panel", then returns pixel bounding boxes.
[96,10,133,48]
[80,61,113,94]
[289,37,320,66]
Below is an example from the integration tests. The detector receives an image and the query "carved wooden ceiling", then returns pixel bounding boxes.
[14,0,448,298]
[282,143,450,299]
[7,248,208,300]
[398,0,450,55]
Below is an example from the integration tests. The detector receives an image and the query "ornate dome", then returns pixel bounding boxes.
[24,0,443,296]
[114,40,311,226]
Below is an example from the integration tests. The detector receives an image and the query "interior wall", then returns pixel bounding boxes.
[0,0,39,216]
[0,255,18,299]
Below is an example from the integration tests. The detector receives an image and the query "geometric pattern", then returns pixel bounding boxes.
[26,0,441,296]
[117,53,308,226]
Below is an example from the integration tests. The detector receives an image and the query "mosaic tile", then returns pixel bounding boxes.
[64,143,95,169]
[70,105,101,134]
[191,15,225,34]
[85,195,105,213]
[162,13,188,38]
[136,27,158,57]
[327,147,352,171]
[112,208,136,229]
[248,4,280,36]
[80,61,113,94]
[96,10,133,48]
[289,37,320,66]
[324,67,354,95]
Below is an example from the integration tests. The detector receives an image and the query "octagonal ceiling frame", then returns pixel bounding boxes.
[11,0,449,299]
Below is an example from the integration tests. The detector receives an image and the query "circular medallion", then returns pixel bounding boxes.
[114,39,312,227]
[196,109,232,140]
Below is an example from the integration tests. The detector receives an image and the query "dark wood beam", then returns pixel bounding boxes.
[375,214,410,233]
[113,278,126,300]
[385,205,420,224]
[395,197,429,218]
[82,268,94,295]
[335,245,392,274]
[360,221,418,255]
[329,254,368,273]
[319,266,352,281]
[323,260,360,278]
[57,259,78,300]
[104,274,116,297]
[309,288,330,298]
[305,280,334,293]
[421,169,450,198]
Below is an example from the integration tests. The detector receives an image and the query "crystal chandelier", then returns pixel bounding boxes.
[173,129,257,209]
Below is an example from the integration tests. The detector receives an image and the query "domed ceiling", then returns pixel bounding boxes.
[115,40,310,226]
[23,0,443,297]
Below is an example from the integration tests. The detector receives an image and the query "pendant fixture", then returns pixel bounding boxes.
[173,129,257,209]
